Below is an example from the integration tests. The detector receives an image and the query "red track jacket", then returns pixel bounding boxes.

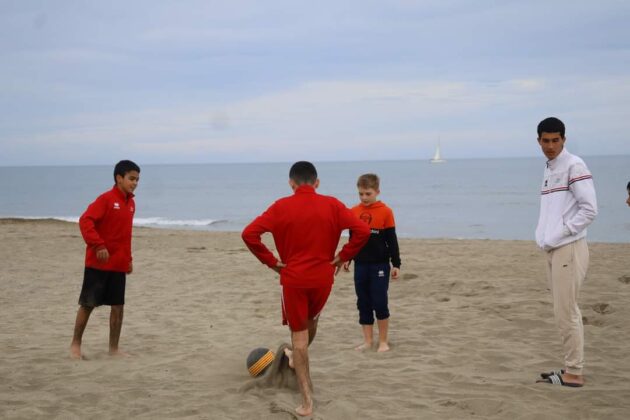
[79,186,135,273]
[242,185,370,288]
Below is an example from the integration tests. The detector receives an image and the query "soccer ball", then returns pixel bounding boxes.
[246,347,275,377]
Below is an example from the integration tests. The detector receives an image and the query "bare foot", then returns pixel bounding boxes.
[284,348,294,368]
[536,372,584,386]
[377,342,390,353]
[562,373,584,386]
[354,342,372,351]
[296,400,313,417]
[70,343,83,360]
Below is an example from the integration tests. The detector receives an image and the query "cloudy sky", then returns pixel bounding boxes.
[1,0,629,166]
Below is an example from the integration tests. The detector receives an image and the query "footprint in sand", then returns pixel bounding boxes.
[186,246,206,252]
[402,273,419,280]
[582,316,604,327]
[618,275,630,284]
[592,303,613,314]
[268,401,297,418]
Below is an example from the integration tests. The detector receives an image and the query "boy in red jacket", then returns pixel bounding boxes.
[242,161,370,417]
[70,160,140,359]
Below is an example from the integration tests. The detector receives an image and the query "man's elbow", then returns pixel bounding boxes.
[241,229,253,245]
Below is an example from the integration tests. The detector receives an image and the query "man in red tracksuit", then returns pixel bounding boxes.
[70,160,140,360]
[242,161,370,417]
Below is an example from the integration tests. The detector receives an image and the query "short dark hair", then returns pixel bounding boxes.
[289,161,317,185]
[114,160,140,181]
[537,117,565,138]
[357,173,380,190]
[627,181,630,190]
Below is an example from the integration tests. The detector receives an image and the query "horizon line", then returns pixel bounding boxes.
[1,153,628,168]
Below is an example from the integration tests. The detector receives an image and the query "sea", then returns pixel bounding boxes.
[1,156,629,243]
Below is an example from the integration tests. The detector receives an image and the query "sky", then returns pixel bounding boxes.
[1,0,629,166]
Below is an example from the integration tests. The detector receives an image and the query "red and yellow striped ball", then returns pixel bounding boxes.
[246,347,275,377]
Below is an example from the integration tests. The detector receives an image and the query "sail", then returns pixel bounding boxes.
[432,144,442,161]
[430,141,446,163]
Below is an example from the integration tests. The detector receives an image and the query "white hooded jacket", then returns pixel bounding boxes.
[535,148,597,250]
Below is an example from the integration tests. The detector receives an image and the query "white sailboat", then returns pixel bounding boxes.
[430,140,446,163]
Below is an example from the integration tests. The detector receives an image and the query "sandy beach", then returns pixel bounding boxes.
[1,218,630,419]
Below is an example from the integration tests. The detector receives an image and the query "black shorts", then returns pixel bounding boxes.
[78,267,126,307]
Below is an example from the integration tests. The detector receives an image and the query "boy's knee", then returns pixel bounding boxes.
[375,310,390,320]
[357,307,374,323]
[373,300,389,319]
[291,329,310,348]
[293,342,309,352]
[110,305,124,314]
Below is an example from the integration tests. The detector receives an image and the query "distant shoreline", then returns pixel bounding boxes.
[2,217,628,245]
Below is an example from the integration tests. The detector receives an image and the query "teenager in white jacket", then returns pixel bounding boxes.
[535,117,597,388]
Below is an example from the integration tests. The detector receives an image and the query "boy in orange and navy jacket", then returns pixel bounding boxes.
[344,173,401,352]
